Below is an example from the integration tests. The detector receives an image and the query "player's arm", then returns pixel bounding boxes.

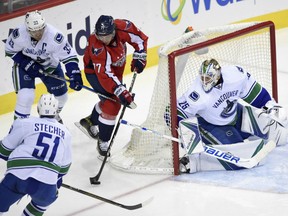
[83,37,95,74]
[56,32,83,91]
[240,66,271,108]
[240,66,287,125]
[5,28,45,78]
[94,50,134,106]
[0,120,25,161]
[116,19,148,73]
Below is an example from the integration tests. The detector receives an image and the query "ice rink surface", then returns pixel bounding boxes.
[1,28,288,215]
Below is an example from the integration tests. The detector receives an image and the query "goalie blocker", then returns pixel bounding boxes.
[179,104,287,173]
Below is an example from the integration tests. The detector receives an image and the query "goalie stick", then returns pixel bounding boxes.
[120,119,276,169]
[61,183,153,210]
[44,73,137,109]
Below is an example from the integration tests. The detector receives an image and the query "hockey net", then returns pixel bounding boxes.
[109,21,277,175]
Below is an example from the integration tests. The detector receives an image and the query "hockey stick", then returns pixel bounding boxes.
[90,72,138,185]
[45,73,136,109]
[61,183,153,210]
[120,119,276,169]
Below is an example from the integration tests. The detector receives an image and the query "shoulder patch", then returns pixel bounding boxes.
[54,33,64,44]
[124,20,132,30]
[189,91,199,101]
[12,28,20,39]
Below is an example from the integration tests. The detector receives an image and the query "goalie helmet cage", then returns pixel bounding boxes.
[109,21,277,175]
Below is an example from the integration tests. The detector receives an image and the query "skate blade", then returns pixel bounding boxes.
[74,122,95,140]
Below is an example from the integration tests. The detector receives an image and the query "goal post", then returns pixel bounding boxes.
[109,21,277,175]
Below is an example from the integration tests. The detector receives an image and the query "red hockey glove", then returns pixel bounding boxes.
[114,85,134,106]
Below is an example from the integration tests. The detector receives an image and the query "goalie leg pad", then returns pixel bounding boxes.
[241,105,288,146]
[268,122,288,146]
[178,118,204,154]
[192,139,267,172]
[241,105,271,139]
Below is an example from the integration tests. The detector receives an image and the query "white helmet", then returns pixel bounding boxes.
[25,10,46,32]
[199,59,221,92]
[37,94,59,117]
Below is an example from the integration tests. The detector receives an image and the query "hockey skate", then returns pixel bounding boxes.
[97,139,110,157]
[179,155,190,173]
[74,116,99,139]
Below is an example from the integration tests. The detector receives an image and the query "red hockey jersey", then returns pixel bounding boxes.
[83,19,148,94]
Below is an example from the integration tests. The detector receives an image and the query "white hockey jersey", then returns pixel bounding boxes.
[177,65,258,125]
[0,117,72,185]
[5,23,78,73]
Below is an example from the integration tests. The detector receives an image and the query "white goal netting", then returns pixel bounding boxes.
[109,22,277,174]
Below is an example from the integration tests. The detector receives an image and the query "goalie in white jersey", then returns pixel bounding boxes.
[176,58,288,173]
[5,10,83,122]
[0,94,72,215]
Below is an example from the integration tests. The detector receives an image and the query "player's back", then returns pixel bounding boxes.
[5,116,72,184]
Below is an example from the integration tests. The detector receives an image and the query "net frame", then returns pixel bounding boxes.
[110,21,277,175]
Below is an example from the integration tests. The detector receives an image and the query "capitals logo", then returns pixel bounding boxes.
[92,46,103,56]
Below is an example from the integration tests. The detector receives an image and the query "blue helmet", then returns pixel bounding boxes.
[95,15,115,36]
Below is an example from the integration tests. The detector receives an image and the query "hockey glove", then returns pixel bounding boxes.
[131,50,147,73]
[114,85,134,106]
[262,100,281,114]
[262,100,288,126]
[12,52,45,78]
[66,70,83,91]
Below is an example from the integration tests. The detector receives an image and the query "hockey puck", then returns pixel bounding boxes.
[90,177,101,185]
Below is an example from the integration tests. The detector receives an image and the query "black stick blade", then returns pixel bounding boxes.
[90,176,101,185]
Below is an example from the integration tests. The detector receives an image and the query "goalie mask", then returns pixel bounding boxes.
[25,10,46,41]
[37,94,59,117]
[199,59,221,92]
[95,15,115,45]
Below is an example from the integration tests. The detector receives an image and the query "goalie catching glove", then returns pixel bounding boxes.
[131,50,147,73]
[114,84,136,108]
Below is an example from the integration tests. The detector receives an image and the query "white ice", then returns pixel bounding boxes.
[1,28,288,216]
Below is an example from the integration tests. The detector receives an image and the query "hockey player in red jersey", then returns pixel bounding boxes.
[77,15,148,156]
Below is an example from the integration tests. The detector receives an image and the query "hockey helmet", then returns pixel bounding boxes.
[37,94,59,117]
[95,15,115,36]
[25,10,46,40]
[25,10,46,31]
[199,59,221,92]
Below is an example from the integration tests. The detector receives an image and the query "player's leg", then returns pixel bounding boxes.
[240,104,288,146]
[197,117,245,144]
[41,64,68,124]
[79,102,101,139]
[22,177,57,216]
[12,63,36,119]
[0,173,25,213]
[78,73,114,140]
[97,100,120,156]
